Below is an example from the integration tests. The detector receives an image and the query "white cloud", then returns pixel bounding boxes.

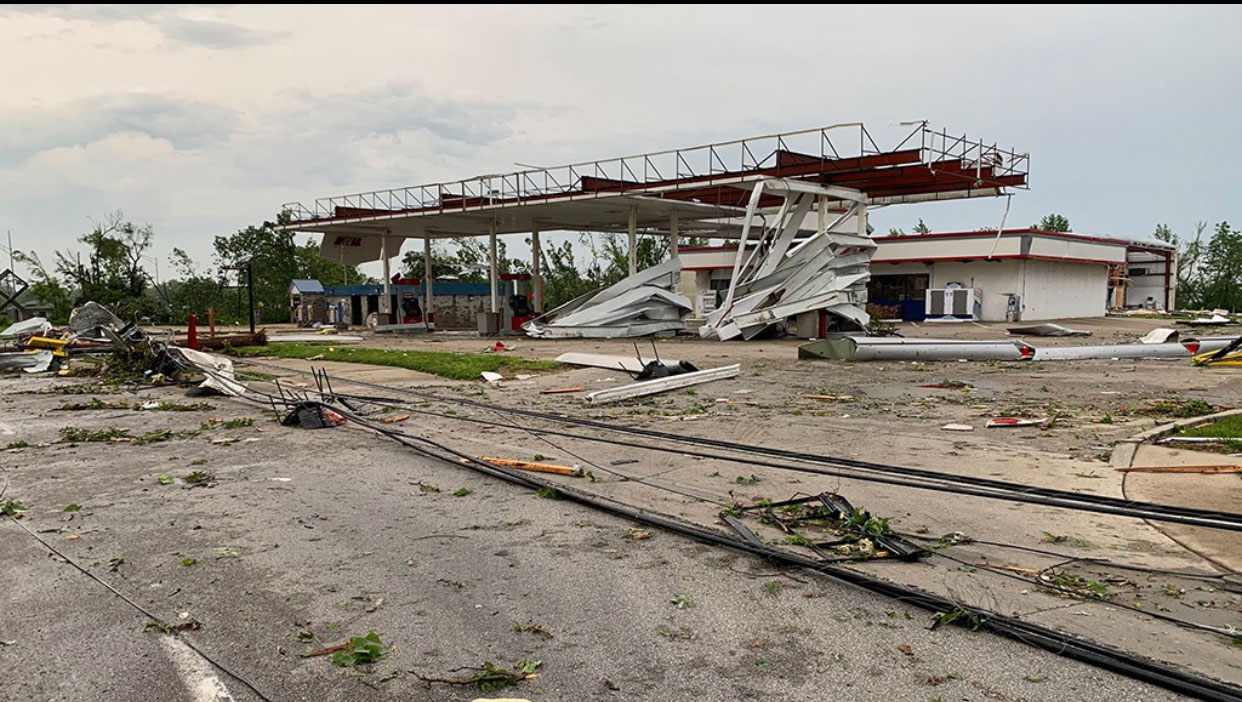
[0,4,1239,278]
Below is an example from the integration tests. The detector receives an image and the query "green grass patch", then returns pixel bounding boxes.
[1177,414,1242,452]
[230,343,561,381]
[1178,414,1242,439]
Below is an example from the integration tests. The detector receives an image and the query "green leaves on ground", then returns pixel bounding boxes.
[63,504,82,512]
[180,557,197,567]
[183,471,215,485]
[59,426,128,442]
[330,632,390,668]
[4,440,29,450]
[452,488,472,497]
[107,557,125,572]
[670,593,695,609]
[536,487,558,500]
[734,474,761,486]
[157,474,174,485]
[412,659,543,693]
[1,500,28,517]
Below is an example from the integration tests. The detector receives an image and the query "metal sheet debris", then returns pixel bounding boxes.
[585,364,740,404]
[169,347,246,396]
[1140,328,1180,344]
[525,258,691,338]
[0,349,55,373]
[555,352,684,374]
[1007,323,1091,337]
[702,182,874,341]
[0,317,51,339]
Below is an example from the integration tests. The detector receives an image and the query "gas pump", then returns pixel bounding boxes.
[501,273,536,331]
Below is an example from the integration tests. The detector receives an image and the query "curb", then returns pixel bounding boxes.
[1109,408,1242,467]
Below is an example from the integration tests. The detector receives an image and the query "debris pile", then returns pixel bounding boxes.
[0,302,147,374]
[523,258,691,338]
[702,226,875,341]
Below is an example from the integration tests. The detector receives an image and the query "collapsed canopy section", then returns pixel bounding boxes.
[523,258,691,338]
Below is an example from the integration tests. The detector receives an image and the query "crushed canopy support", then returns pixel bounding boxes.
[524,258,691,338]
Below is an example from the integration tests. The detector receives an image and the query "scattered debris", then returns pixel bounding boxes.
[985,417,1042,428]
[802,394,854,402]
[281,402,346,429]
[897,643,914,656]
[1007,323,1091,337]
[624,528,652,541]
[941,424,974,432]
[380,414,410,424]
[453,488,472,497]
[481,371,505,383]
[0,350,56,374]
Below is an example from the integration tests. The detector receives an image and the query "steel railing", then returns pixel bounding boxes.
[280,122,1029,224]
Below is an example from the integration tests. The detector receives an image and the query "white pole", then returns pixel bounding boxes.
[489,220,499,314]
[424,235,433,326]
[669,212,679,259]
[380,235,392,318]
[531,224,543,313]
[627,207,638,276]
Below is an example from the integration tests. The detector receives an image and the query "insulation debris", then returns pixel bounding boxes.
[1007,323,1091,337]
[168,347,246,396]
[523,258,691,338]
[586,364,740,404]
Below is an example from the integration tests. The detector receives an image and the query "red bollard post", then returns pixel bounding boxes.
[187,314,199,350]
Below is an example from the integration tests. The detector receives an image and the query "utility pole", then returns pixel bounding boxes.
[246,262,256,334]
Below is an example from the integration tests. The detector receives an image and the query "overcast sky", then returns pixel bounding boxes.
[1,4,1239,280]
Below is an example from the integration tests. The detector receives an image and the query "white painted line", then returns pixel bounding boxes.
[159,635,236,702]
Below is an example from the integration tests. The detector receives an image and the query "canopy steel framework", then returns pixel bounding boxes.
[279,121,1028,324]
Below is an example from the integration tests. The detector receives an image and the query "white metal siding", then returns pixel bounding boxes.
[1017,259,1108,320]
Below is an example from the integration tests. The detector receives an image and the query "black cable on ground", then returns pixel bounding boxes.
[314,396,1242,702]
[6,515,275,702]
[312,385,1242,532]
[227,358,1242,532]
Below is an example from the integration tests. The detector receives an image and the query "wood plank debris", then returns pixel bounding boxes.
[1116,464,1242,474]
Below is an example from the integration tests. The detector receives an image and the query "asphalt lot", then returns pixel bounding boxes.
[3,317,1240,701]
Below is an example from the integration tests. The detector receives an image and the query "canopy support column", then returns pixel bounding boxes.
[489,220,499,314]
[380,233,392,320]
[628,207,638,276]
[423,235,434,327]
[531,225,543,314]
[669,212,679,259]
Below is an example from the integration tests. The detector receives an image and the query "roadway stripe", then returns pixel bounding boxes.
[159,635,235,702]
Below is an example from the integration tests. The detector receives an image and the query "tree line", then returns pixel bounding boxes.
[10,210,1234,327]
[7,213,701,326]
